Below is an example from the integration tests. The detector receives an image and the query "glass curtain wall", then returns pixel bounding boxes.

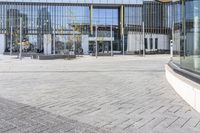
[142,1,171,35]
[173,0,200,74]
[91,7,120,53]
[124,1,172,53]
[0,1,180,56]
[0,2,89,53]
[173,1,182,64]
[124,5,142,52]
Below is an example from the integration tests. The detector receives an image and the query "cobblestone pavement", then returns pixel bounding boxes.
[0,55,200,133]
[0,97,109,133]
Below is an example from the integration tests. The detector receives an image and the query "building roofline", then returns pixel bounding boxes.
[0,0,144,5]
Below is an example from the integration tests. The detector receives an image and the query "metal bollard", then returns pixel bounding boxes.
[170,40,173,61]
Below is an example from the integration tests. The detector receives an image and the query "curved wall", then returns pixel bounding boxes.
[172,0,200,74]
[166,65,200,113]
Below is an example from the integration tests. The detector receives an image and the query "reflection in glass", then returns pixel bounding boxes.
[173,0,200,74]
[0,3,90,53]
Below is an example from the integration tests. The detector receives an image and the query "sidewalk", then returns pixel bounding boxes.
[0,55,199,133]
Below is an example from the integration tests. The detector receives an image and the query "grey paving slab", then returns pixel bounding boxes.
[0,55,199,133]
[0,97,109,133]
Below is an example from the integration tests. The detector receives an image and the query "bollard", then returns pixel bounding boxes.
[170,40,173,61]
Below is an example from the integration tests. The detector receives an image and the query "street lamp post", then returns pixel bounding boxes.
[142,21,145,57]
[122,34,125,55]
[171,21,175,61]
[95,24,98,58]
[10,26,13,56]
[53,27,56,55]
[110,25,113,56]
[73,26,75,55]
[19,17,22,60]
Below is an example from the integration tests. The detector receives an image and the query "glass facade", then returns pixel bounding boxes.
[124,1,172,52]
[125,5,142,27]
[124,2,172,34]
[173,0,200,74]
[0,2,90,53]
[0,0,147,5]
[91,7,120,52]
[0,1,174,55]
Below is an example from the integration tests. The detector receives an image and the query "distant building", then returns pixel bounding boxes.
[37,7,52,51]
[0,0,199,76]
[0,0,172,55]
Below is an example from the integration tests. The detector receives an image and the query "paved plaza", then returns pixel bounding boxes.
[0,55,200,133]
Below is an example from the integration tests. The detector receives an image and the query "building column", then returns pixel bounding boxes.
[120,5,124,37]
[43,34,52,55]
[81,35,89,54]
[120,5,125,54]
[90,5,93,35]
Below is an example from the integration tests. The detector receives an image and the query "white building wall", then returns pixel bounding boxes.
[127,32,142,52]
[89,37,114,42]
[82,35,89,55]
[0,34,5,54]
[127,32,169,52]
[43,34,52,55]
[157,34,169,50]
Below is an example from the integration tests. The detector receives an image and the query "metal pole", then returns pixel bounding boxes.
[172,21,174,47]
[182,0,186,59]
[10,26,13,56]
[111,25,113,56]
[122,34,125,55]
[53,28,56,55]
[171,21,174,61]
[73,27,75,55]
[64,27,67,51]
[143,21,145,57]
[46,34,48,55]
[19,17,22,60]
[170,40,173,61]
[95,24,98,58]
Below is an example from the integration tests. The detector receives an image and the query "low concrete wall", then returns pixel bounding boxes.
[165,65,200,113]
[38,55,76,60]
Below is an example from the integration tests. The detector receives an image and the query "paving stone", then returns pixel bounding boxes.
[0,55,199,132]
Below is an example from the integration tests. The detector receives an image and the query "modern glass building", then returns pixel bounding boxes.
[172,0,200,76]
[0,0,173,56]
[0,0,199,77]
